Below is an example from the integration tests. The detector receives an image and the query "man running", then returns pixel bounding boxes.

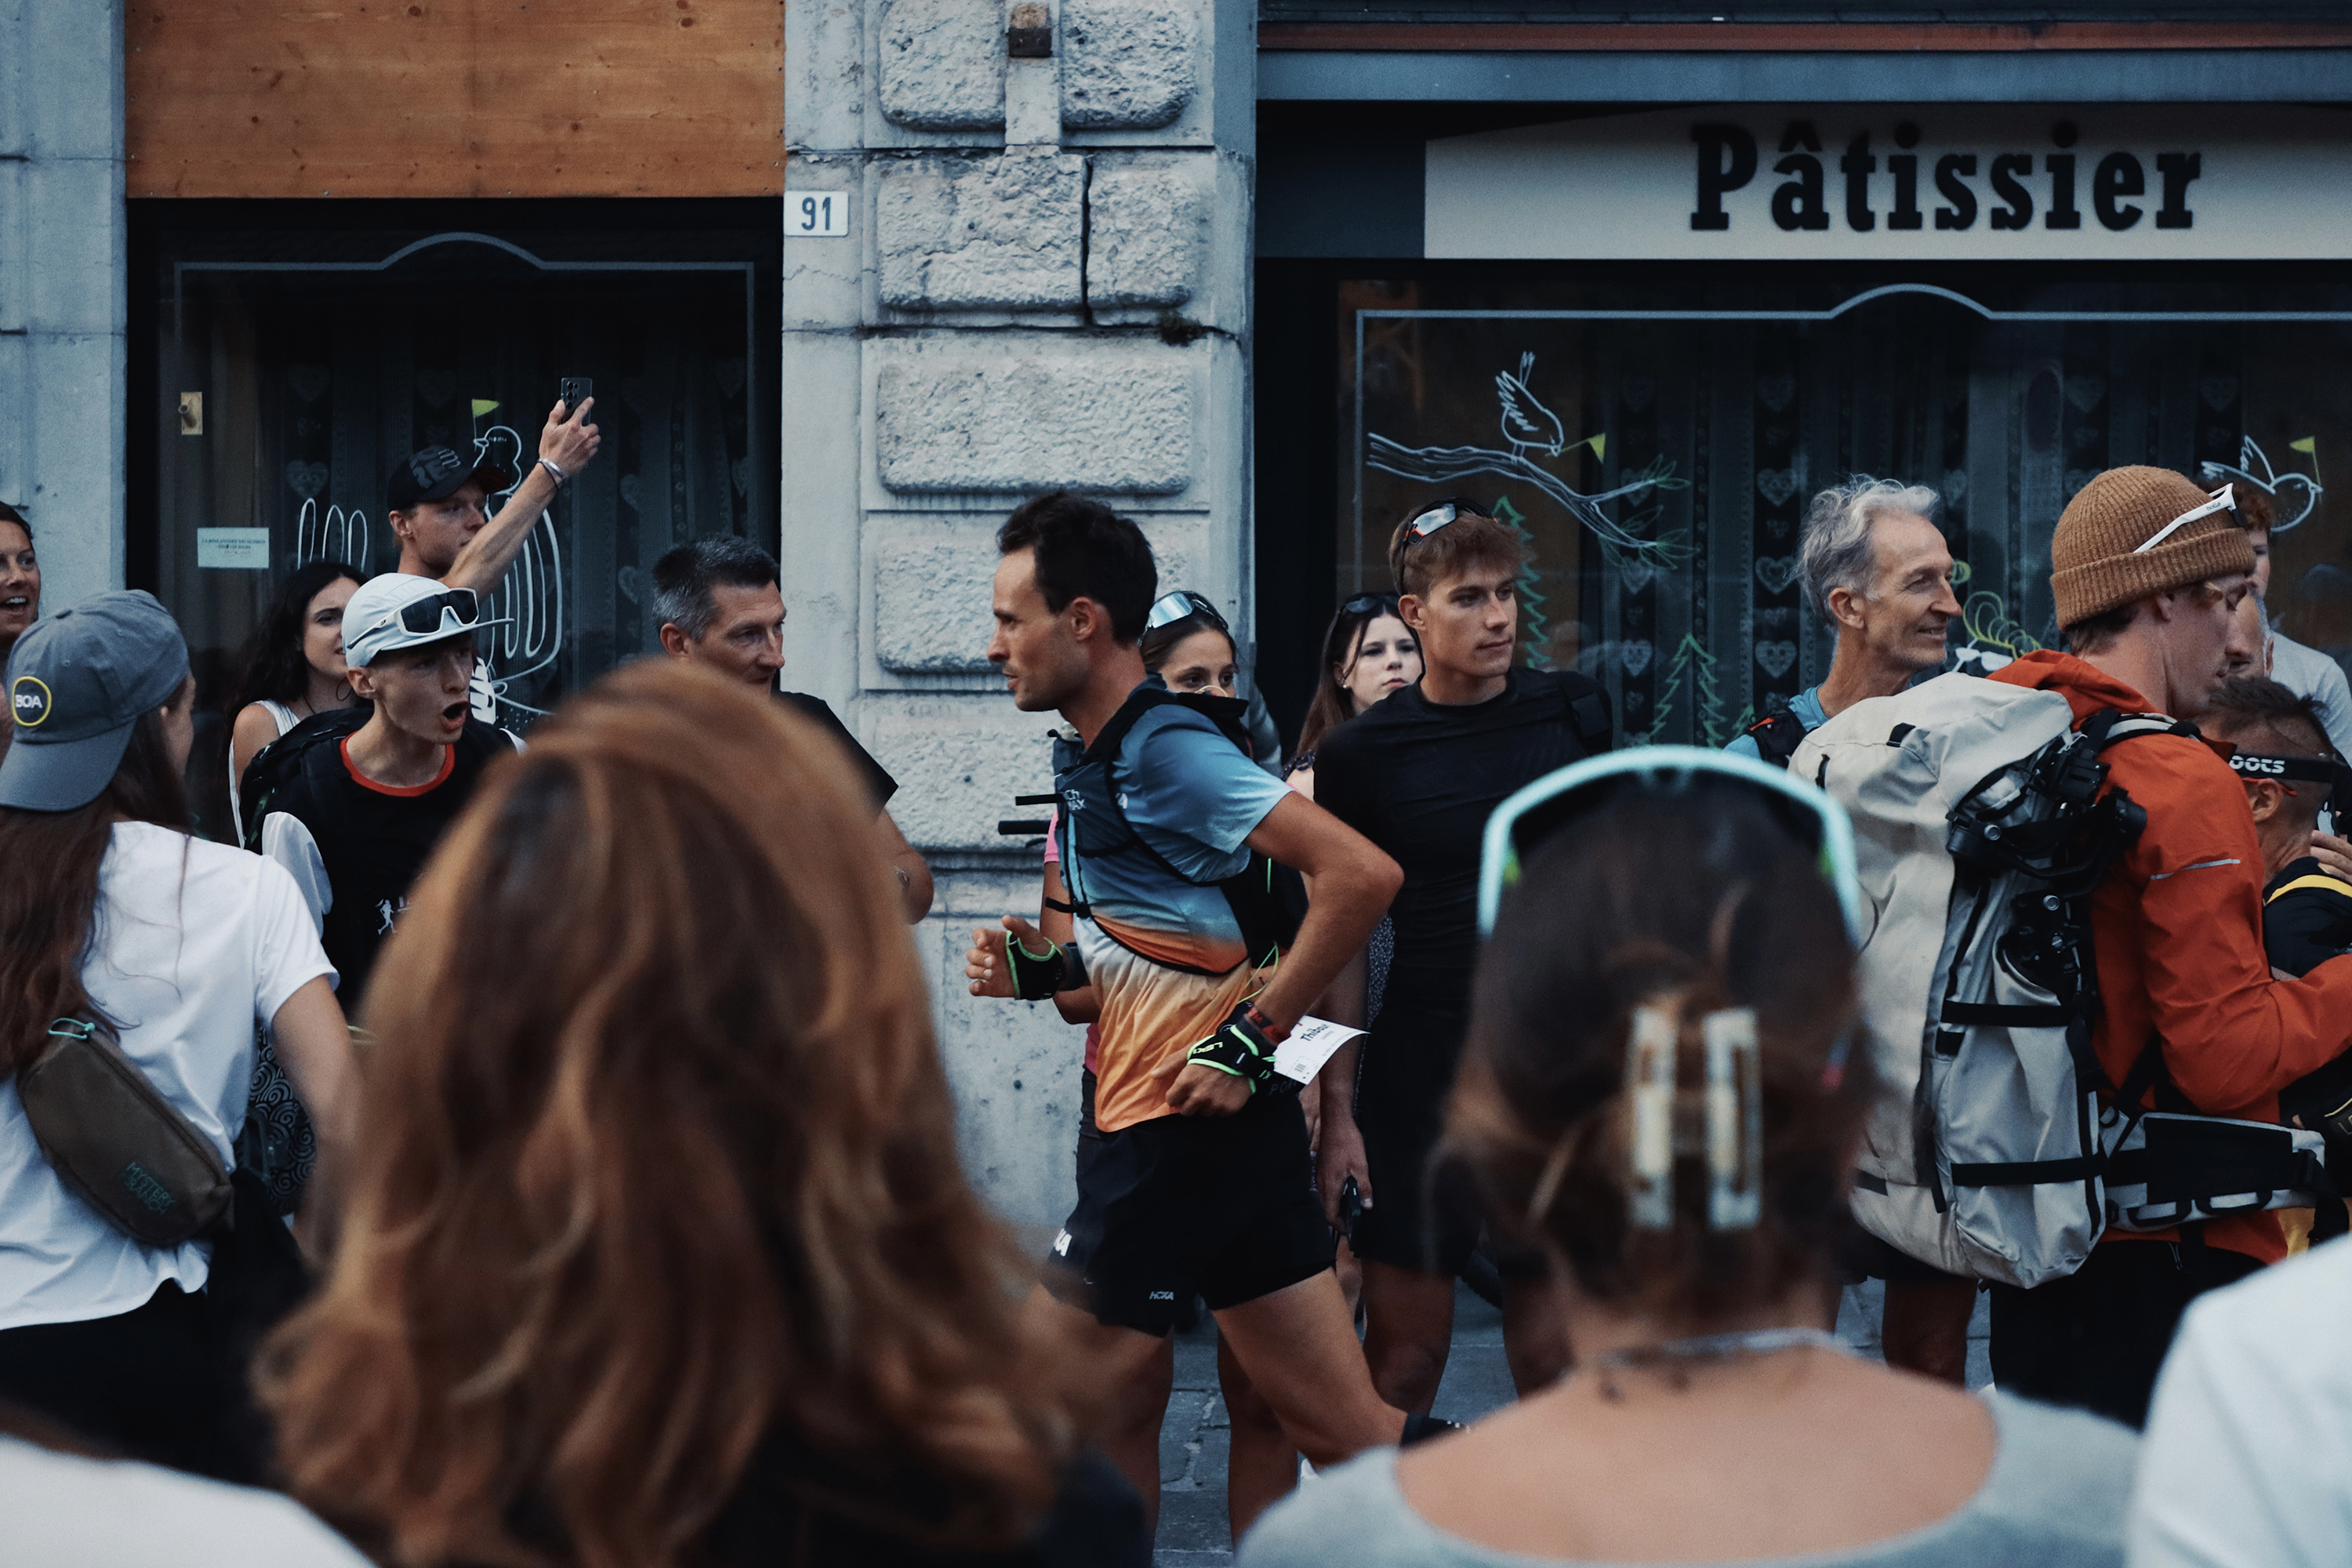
[1308,497,1612,1410]
[652,536,931,921]
[248,574,517,1010]
[961,490,1416,1530]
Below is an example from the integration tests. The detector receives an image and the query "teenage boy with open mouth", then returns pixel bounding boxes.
[246,572,519,1012]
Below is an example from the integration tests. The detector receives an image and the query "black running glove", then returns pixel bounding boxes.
[1004,931,1085,1000]
[1184,1001,1295,1095]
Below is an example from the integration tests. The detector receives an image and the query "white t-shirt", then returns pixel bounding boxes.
[0,1435,370,1566]
[0,822,335,1331]
[2129,1236,2352,1567]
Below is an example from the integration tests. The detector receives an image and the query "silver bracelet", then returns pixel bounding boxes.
[539,456,567,485]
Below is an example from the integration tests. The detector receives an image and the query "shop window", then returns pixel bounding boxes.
[137,208,778,838]
[1341,281,2352,746]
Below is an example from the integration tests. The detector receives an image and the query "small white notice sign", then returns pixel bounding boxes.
[789,192,851,238]
[1274,1015,1365,1087]
[196,528,271,570]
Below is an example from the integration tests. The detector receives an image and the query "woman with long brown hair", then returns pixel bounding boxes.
[263,659,1147,1568]
[0,593,353,1481]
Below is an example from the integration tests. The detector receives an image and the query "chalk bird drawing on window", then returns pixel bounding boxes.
[2201,435,2325,535]
[1368,353,1691,564]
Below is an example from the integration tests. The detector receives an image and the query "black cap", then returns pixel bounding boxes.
[387,446,518,511]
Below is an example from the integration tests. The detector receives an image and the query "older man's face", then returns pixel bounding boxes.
[1849,510,1962,673]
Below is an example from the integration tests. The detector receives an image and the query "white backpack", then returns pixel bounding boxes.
[1791,673,2333,1290]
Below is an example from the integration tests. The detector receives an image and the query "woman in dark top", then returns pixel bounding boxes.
[260,660,1146,1568]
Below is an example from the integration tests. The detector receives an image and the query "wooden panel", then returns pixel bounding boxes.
[125,1,783,198]
[1258,21,2352,52]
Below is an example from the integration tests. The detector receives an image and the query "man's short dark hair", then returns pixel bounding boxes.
[2203,675,2332,761]
[996,490,1156,644]
[652,536,779,642]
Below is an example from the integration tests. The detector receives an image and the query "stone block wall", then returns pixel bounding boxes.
[0,0,127,606]
[784,0,1253,1228]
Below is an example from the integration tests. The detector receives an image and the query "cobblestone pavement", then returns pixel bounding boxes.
[1149,1279,1993,1566]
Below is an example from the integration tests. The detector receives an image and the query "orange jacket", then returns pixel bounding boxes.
[1991,652,2352,1263]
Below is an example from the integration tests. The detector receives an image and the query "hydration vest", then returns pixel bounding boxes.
[1054,684,1306,978]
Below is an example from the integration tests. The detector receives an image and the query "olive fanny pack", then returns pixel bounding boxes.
[19,1017,233,1247]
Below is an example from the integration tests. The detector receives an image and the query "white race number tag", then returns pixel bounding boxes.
[1273,1015,1366,1087]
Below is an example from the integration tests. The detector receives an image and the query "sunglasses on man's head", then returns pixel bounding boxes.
[1397,498,1488,550]
[1341,593,1400,617]
[362,588,481,643]
[1145,590,1228,635]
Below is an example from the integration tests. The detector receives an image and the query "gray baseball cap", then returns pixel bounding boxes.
[2,591,191,811]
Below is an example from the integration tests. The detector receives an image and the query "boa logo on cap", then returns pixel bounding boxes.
[10,675,50,729]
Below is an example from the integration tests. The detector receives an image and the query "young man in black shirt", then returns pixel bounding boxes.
[249,572,519,1010]
[652,537,932,922]
[1310,499,1611,1411]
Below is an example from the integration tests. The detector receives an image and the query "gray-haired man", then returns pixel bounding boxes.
[1725,477,1974,1385]
[1729,477,1961,764]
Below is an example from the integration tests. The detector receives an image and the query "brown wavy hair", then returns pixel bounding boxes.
[1445,780,1872,1324]
[260,660,1069,1567]
[0,705,191,1078]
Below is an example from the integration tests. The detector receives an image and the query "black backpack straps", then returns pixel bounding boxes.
[238,705,369,849]
[1552,669,1615,755]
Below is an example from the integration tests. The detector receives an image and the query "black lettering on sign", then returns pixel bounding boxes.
[1887,122,1922,231]
[2095,151,2145,230]
[1987,153,2034,230]
[1772,122,1831,234]
[1933,154,1978,230]
[2156,151,2201,229]
[1841,131,1876,231]
[1690,124,1758,231]
[2045,122,2082,230]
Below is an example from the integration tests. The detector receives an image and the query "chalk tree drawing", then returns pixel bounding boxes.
[1367,353,1691,564]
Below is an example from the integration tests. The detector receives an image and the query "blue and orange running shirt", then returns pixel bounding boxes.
[1055,683,1293,1132]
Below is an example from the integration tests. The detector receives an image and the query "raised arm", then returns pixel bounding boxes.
[440,399,601,597]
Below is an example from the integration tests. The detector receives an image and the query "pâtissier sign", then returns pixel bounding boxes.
[1426,106,2352,260]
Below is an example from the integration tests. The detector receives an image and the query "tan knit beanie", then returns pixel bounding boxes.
[2049,466,2255,629]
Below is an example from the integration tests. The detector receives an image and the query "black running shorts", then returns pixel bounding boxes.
[1046,1091,1335,1336]
[1348,998,1484,1278]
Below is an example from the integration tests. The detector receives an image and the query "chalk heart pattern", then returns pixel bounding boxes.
[1621,376,1655,412]
[284,461,329,500]
[1618,638,1655,678]
[2201,375,2240,412]
[415,371,458,410]
[1616,560,1657,598]
[2064,375,2107,414]
[1756,469,1799,508]
[1755,555,1802,597]
[1757,374,1797,414]
[1755,641,1799,679]
[619,474,643,514]
[287,365,332,405]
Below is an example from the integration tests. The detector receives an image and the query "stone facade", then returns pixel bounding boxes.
[0,0,127,606]
[785,0,1253,1229]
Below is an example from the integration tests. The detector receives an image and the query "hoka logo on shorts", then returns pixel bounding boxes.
[1148,1290,1174,1301]
[1052,1230,1073,1256]
[118,1161,176,1216]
